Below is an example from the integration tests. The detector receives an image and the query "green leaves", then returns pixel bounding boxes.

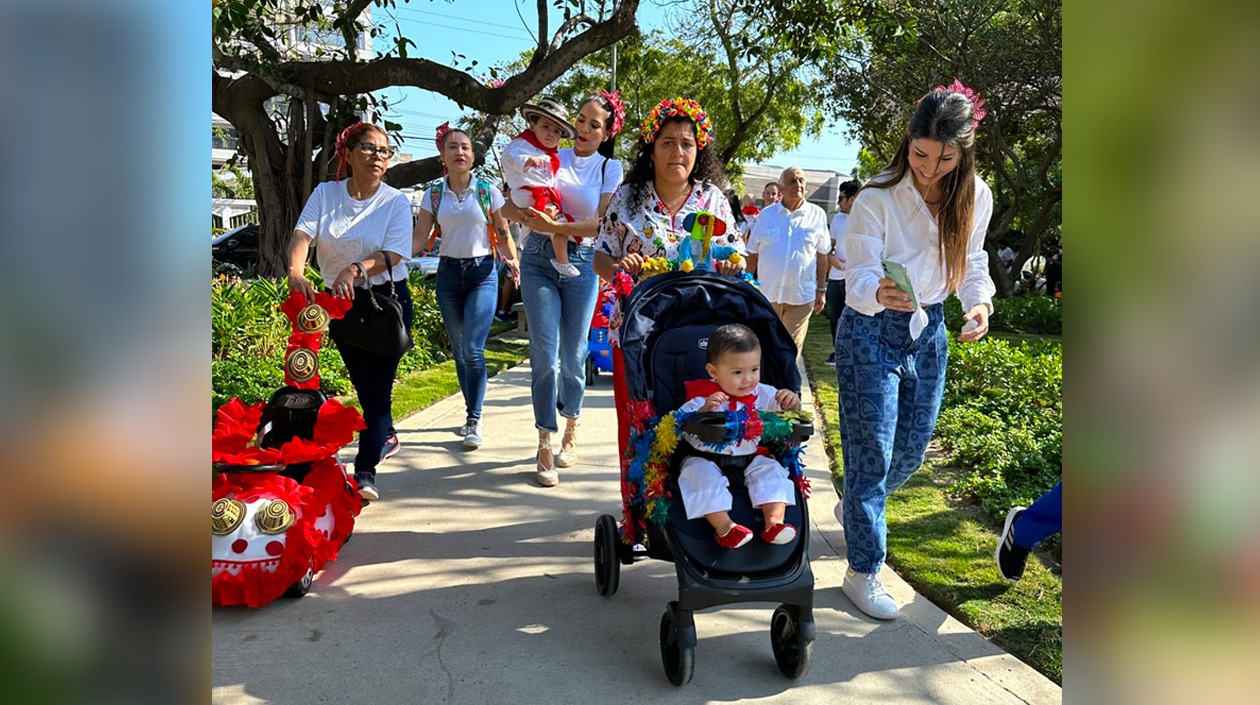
[211,271,453,410]
[936,335,1062,520]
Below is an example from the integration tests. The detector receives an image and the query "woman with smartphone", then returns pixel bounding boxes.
[834,80,995,621]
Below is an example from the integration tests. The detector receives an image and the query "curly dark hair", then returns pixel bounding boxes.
[622,115,726,214]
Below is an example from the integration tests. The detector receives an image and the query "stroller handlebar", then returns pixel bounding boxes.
[681,411,814,445]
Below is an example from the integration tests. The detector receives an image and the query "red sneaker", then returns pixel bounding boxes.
[715,523,753,549]
[761,522,797,545]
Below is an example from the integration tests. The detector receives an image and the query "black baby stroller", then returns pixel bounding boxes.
[591,270,816,686]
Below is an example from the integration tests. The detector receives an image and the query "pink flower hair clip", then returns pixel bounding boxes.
[594,89,626,137]
[923,79,987,130]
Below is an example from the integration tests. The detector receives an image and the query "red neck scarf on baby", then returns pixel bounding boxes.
[515,130,560,175]
[683,378,758,411]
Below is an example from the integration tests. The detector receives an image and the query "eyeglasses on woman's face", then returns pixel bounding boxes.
[355,142,396,160]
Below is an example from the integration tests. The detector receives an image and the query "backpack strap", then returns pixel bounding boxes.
[475,179,499,260]
[425,182,443,253]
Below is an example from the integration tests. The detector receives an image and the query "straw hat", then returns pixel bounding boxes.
[520,97,578,140]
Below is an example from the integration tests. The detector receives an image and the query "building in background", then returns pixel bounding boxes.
[740,164,854,216]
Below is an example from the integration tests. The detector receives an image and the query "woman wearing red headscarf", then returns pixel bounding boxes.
[286,121,413,502]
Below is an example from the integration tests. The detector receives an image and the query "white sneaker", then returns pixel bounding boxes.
[457,419,475,436]
[550,259,580,277]
[841,567,899,620]
[463,423,483,449]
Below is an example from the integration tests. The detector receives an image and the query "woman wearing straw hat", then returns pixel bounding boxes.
[501,92,626,487]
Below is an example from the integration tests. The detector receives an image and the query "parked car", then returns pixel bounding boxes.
[407,255,439,282]
[212,224,260,273]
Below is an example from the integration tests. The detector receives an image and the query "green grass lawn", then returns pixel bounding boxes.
[340,322,531,420]
[803,314,1063,683]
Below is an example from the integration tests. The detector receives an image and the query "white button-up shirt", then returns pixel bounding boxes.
[746,201,831,305]
[844,170,995,317]
[828,211,848,281]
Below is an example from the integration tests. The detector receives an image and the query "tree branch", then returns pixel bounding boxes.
[260,1,639,113]
[529,0,549,68]
[550,14,597,53]
[384,115,506,189]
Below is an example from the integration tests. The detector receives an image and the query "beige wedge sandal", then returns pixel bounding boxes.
[536,431,559,487]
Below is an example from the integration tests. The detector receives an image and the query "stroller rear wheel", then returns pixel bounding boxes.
[593,514,621,596]
[769,604,813,678]
[584,357,596,386]
[659,601,695,686]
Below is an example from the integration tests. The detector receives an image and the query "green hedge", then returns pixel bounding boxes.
[943,294,1061,335]
[211,270,450,410]
[935,337,1062,524]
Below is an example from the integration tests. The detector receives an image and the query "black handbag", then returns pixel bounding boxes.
[328,253,413,357]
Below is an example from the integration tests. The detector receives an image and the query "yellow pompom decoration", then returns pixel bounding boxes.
[639,257,673,279]
[680,259,694,272]
[727,252,743,265]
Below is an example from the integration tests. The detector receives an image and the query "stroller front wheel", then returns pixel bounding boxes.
[769,604,814,678]
[593,514,621,596]
[660,601,695,686]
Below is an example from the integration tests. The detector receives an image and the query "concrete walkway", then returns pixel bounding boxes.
[212,341,1062,704]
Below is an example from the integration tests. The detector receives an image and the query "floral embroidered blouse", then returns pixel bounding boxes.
[595,180,743,343]
[595,181,741,269]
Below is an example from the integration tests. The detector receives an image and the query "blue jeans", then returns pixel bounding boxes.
[327,280,413,482]
[519,235,599,433]
[436,256,498,422]
[836,304,948,573]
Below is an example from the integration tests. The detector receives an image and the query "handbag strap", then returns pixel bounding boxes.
[364,249,399,312]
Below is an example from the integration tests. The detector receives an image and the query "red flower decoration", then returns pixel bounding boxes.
[312,399,367,447]
[743,413,764,442]
[610,270,635,299]
[212,399,264,456]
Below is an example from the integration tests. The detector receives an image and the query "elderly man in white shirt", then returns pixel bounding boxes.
[745,166,831,356]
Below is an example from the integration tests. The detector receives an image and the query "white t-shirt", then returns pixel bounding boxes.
[828,211,849,281]
[844,170,995,316]
[679,383,782,455]
[746,201,831,305]
[501,136,555,209]
[419,177,507,259]
[521,148,623,248]
[294,180,412,286]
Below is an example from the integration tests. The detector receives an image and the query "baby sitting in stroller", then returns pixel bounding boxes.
[677,323,801,549]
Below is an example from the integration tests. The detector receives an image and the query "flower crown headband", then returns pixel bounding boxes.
[593,89,625,137]
[640,97,713,149]
[921,79,987,131]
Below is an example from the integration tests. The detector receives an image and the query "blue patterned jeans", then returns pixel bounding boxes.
[835,303,948,573]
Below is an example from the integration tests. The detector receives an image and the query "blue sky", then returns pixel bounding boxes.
[375,0,860,175]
